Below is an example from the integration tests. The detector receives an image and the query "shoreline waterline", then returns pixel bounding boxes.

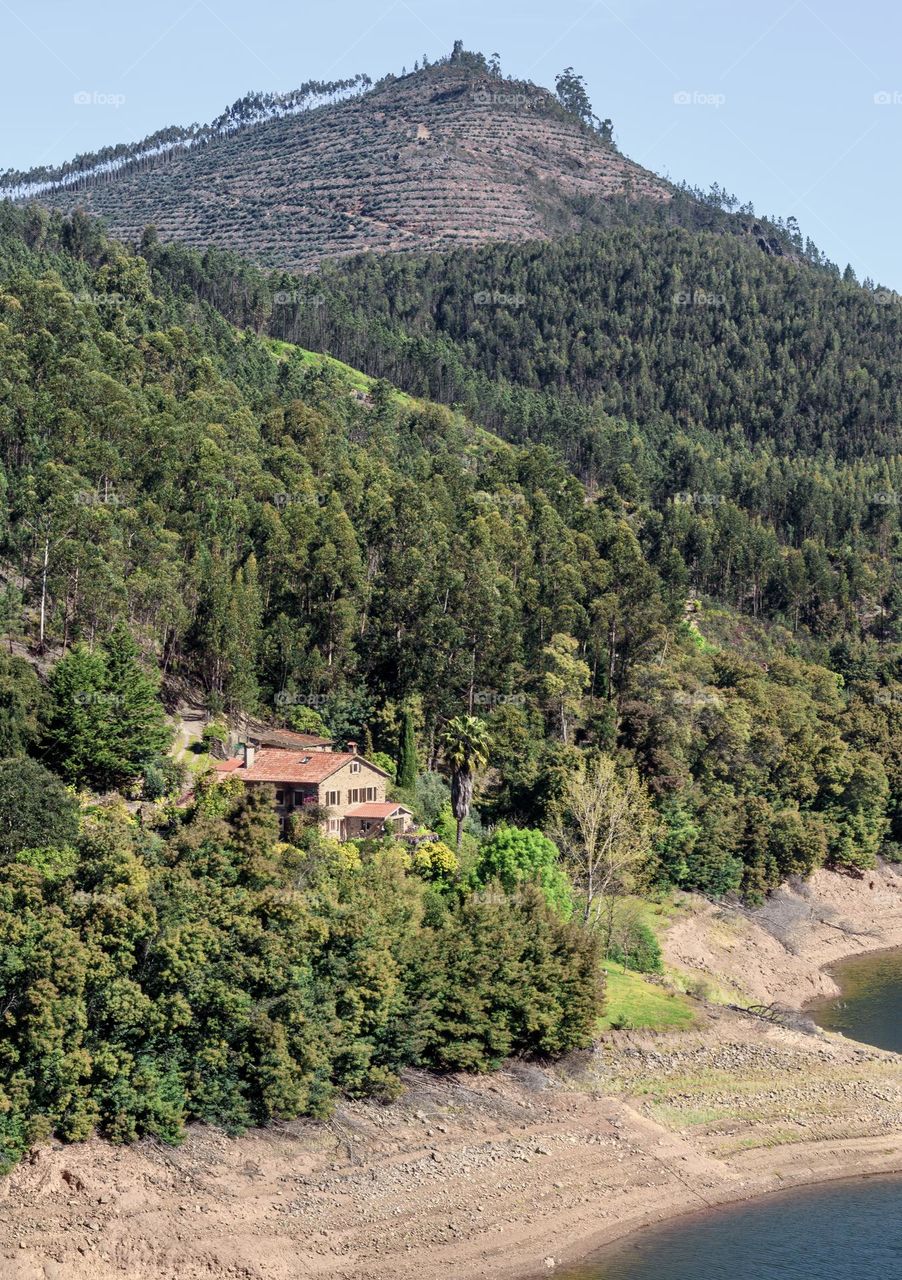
[518,935,902,1279]
[805,944,902,1054]
[545,1171,902,1279]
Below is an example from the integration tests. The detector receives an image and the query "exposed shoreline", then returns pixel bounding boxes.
[533,1167,902,1280]
[0,865,900,1280]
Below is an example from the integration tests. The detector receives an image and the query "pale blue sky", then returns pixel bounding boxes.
[1,0,900,285]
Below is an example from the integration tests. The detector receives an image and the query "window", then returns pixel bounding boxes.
[328,818,339,833]
[366,786,376,802]
[362,821,372,832]
[326,789,340,807]
[350,760,361,774]
[275,789,284,804]
[294,790,305,806]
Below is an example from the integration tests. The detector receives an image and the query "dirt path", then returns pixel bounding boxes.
[0,866,900,1280]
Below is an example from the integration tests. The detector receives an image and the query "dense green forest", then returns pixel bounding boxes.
[0,766,598,1169]
[0,199,900,1157]
[0,201,900,894]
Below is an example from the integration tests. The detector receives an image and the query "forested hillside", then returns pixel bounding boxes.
[0,181,901,1163]
[0,202,900,904]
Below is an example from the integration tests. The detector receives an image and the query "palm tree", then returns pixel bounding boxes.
[442,715,491,848]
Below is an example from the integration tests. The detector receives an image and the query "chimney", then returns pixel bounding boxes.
[242,742,256,769]
[347,740,358,755]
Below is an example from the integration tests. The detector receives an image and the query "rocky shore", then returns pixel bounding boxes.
[0,864,900,1280]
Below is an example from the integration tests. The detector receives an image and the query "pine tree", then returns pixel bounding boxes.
[42,624,170,790]
[103,620,172,781]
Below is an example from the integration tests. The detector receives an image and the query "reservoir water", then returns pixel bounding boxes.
[554,1176,902,1279]
[806,946,902,1054]
[555,948,902,1279]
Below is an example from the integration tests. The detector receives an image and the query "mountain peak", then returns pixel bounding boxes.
[20,55,672,271]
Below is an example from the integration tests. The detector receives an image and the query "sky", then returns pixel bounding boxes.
[1,0,900,286]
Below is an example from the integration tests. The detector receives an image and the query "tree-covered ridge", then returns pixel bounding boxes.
[0,204,899,900]
[139,221,902,652]
[285,226,902,460]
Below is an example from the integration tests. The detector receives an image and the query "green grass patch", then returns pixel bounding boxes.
[597,961,697,1032]
[265,338,414,401]
[678,618,719,654]
[649,1102,729,1128]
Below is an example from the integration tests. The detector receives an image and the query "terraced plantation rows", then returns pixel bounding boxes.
[35,63,671,270]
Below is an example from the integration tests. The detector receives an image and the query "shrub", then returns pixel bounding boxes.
[142,756,187,799]
[0,757,79,860]
[201,721,229,752]
[606,918,662,974]
[405,883,603,1070]
[474,825,574,917]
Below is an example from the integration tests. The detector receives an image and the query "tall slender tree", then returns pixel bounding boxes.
[396,707,418,791]
[442,716,491,848]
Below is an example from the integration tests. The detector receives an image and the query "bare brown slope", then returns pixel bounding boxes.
[35,66,671,271]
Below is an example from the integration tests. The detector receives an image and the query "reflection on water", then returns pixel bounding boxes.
[554,1177,902,1280]
[807,947,902,1053]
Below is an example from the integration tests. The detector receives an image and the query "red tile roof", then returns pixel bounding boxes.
[214,758,244,774]
[345,802,411,819]
[216,748,389,785]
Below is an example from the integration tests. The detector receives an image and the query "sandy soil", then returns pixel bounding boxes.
[0,865,900,1280]
[664,861,902,1006]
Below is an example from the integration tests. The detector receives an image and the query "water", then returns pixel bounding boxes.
[554,1177,902,1279]
[552,948,902,1280]
[806,947,902,1053]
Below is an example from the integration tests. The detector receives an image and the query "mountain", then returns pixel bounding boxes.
[11,54,671,270]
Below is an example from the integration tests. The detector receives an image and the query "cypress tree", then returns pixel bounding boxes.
[42,644,110,787]
[42,624,170,791]
[396,708,417,791]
